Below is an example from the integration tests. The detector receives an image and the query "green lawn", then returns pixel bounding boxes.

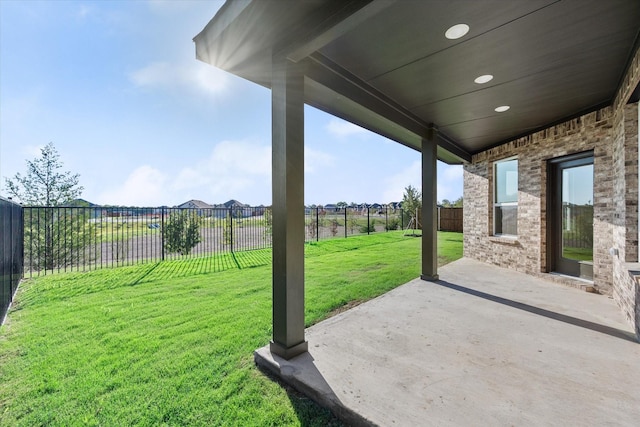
[0,231,462,426]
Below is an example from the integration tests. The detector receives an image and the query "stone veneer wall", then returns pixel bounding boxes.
[464,44,640,338]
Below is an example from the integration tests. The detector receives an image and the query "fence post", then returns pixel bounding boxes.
[344,208,348,238]
[385,206,388,232]
[19,206,24,281]
[229,208,234,253]
[367,207,370,235]
[9,201,14,297]
[161,207,165,261]
[316,207,319,242]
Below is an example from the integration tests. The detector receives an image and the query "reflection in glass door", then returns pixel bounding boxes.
[549,153,594,280]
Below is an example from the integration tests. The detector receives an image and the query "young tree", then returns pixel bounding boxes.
[5,142,83,206]
[163,210,202,255]
[6,143,87,272]
[402,185,422,225]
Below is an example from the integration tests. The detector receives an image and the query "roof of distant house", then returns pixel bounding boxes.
[177,199,214,209]
[223,199,247,208]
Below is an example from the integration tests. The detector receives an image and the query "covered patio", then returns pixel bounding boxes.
[256,258,640,425]
[193,0,640,423]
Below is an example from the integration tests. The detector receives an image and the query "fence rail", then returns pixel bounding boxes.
[1,197,24,323]
[22,205,410,277]
[18,204,462,277]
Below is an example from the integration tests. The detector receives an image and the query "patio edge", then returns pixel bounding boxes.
[254,346,378,427]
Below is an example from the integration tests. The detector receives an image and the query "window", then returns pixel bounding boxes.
[494,157,518,236]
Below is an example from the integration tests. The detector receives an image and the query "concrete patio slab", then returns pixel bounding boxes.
[255,258,640,426]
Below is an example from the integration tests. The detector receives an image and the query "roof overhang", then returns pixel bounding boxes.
[194,0,640,164]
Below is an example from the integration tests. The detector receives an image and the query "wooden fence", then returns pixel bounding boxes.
[438,207,463,232]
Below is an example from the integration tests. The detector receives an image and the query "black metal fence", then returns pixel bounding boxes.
[1,197,24,323]
[22,205,408,277]
[305,206,405,241]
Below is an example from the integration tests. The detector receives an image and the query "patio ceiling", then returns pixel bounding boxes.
[194,0,640,164]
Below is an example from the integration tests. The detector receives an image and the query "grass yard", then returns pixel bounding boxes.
[0,231,462,426]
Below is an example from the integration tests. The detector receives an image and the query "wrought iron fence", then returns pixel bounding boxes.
[304,206,405,241]
[1,197,24,323]
[21,205,409,277]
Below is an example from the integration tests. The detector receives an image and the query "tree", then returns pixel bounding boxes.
[336,201,347,209]
[5,142,83,206]
[163,210,202,255]
[439,197,463,208]
[402,185,422,229]
[6,143,88,271]
[23,208,95,272]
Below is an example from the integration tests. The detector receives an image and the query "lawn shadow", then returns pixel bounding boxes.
[233,249,271,269]
[132,250,273,282]
[126,262,161,286]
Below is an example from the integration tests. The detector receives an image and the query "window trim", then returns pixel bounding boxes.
[493,156,518,237]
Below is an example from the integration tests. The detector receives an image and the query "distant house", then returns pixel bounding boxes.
[60,198,102,218]
[64,198,98,207]
[176,199,214,216]
[222,199,252,218]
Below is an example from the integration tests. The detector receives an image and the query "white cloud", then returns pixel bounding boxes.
[325,118,370,139]
[305,147,334,173]
[442,164,463,181]
[129,61,230,97]
[382,161,463,204]
[97,165,168,206]
[173,140,271,198]
[438,164,463,202]
[382,161,421,203]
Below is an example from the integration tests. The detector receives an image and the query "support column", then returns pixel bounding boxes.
[270,56,308,359]
[421,129,439,281]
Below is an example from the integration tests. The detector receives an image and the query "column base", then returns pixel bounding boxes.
[421,274,439,282]
[270,340,309,360]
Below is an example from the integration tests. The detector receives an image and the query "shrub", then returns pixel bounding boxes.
[385,218,400,231]
[163,210,201,255]
[359,219,376,234]
[307,218,318,240]
[329,219,339,236]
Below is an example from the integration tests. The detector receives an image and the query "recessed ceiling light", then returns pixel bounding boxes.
[445,24,470,40]
[495,105,510,113]
[474,74,493,84]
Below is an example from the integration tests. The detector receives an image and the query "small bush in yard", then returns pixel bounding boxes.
[163,210,201,255]
[329,219,339,236]
[359,219,376,234]
[385,218,400,231]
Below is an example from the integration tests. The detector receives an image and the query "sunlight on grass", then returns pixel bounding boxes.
[0,231,462,426]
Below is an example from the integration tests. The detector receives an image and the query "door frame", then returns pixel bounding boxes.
[547,151,594,280]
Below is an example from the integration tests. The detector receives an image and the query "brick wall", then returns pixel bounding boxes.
[464,44,640,338]
[464,109,614,290]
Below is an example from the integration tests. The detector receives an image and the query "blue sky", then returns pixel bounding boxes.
[0,0,462,207]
